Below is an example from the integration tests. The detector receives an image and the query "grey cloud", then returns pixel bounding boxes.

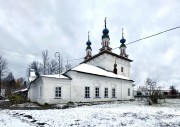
[0,0,180,90]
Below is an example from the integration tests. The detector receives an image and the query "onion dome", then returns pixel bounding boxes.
[86,40,91,46]
[86,31,92,49]
[102,17,110,39]
[103,28,109,35]
[120,28,126,48]
[120,28,126,44]
[120,37,126,44]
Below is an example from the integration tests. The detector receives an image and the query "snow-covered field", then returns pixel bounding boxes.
[1,99,180,127]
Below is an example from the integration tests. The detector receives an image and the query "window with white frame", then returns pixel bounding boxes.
[95,87,100,98]
[128,88,131,96]
[85,87,90,98]
[112,88,116,98]
[55,87,61,98]
[39,86,42,98]
[104,88,108,98]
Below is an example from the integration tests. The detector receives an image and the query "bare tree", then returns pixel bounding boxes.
[4,72,16,97]
[60,56,63,73]
[145,77,162,105]
[65,58,71,71]
[28,50,68,76]
[48,59,58,74]
[41,50,49,75]
[16,77,25,89]
[55,52,64,74]
[28,61,41,76]
[0,55,8,95]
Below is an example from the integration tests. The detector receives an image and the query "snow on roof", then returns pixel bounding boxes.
[41,74,69,79]
[13,88,28,93]
[71,63,130,80]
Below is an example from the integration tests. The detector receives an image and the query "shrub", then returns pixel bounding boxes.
[9,95,25,105]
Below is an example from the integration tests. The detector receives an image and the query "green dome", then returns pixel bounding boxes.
[102,34,109,39]
[86,45,92,50]
[120,43,126,48]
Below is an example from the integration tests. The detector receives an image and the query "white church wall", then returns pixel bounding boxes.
[39,77,71,104]
[28,71,133,104]
[121,80,134,100]
[86,53,131,78]
[28,77,71,105]
[28,83,38,102]
[66,71,133,103]
[28,78,42,103]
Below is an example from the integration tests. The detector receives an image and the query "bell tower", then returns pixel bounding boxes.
[84,31,92,60]
[120,28,128,58]
[99,17,112,52]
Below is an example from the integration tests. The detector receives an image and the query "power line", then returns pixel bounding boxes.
[1,25,180,62]
[113,25,180,50]
[68,58,84,62]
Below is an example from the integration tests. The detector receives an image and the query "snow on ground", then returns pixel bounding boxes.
[1,100,180,127]
[0,110,36,127]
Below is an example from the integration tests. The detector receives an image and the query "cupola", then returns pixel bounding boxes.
[120,28,128,58]
[99,17,112,52]
[84,31,92,60]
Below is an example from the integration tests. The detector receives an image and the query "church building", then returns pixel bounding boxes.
[28,19,134,104]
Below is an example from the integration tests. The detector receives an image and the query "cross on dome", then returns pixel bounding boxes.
[122,28,124,38]
[104,17,107,28]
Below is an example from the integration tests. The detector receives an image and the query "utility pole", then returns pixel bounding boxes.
[55,52,60,76]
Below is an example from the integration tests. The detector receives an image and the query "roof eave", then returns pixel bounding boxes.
[72,70,133,82]
[81,50,133,63]
[41,75,72,80]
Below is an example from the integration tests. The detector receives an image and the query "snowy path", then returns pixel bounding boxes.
[0,110,36,127]
[1,100,180,127]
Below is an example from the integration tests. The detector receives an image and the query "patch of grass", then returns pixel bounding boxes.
[9,95,25,105]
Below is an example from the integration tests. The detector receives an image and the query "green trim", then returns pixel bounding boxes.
[120,43,126,48]
[86,45,92,49]
[102,34,109,39]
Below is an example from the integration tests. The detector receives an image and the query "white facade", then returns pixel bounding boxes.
[85,52,131,78]
[28,23,134,105]
[28,62,134,105]
[28,76,71,104]
[66,71,133,102]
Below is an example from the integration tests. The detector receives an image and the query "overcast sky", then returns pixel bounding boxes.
[0,0,180,89]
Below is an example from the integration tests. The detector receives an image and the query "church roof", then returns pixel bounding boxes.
[30,74,71,83]
[82,50,133,63]
[41,74,70,79]
[71,63,133,81]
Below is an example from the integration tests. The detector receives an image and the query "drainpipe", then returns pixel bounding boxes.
[70,81,71,102]
[132,84,136,99]
[121,80,122,100]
